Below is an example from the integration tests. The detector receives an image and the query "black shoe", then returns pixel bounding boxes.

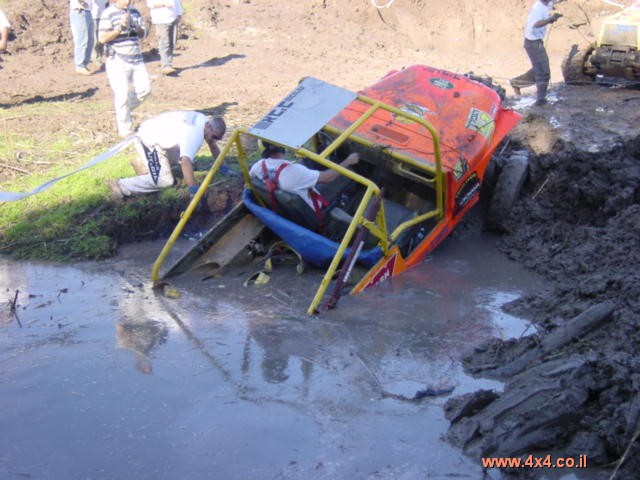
[534,98,548,106]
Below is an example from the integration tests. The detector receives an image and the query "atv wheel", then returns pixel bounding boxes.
[484,151,529,233]
[562,44,595,85]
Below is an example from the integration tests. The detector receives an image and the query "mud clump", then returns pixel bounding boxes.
[447,138,640,478]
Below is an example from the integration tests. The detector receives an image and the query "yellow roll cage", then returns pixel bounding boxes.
[152,94,444,314]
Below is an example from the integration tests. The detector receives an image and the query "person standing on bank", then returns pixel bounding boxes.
[91,0,107,64]
[110,111,226,197]
[147,0,183,75]
[99,0,152,137]
[510,0,562,106]
[69,0,95,75]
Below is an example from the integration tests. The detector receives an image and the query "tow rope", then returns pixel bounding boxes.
[0,136,135,202]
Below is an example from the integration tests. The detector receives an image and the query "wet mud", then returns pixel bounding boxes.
[444,87,640,479]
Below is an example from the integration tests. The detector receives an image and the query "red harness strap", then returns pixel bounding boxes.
[309,189,329,228]
[260,160,329,229]
[261,160,289,212]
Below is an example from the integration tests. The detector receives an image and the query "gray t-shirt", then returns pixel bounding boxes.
[99,5,145,63]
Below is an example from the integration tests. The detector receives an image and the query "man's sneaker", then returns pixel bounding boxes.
[75,66,92,76]
[107,179,124,202]
[161,66,177,76]
[534,98,548,106]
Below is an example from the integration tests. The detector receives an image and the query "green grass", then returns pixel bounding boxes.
[0,102,189,261]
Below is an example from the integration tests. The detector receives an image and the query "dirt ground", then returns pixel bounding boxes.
[1,0,640,477]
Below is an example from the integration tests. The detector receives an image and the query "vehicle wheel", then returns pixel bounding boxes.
[484,151,529,233]
[561,44,595,85]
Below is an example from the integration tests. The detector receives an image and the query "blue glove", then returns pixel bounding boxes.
[188,185,208,212]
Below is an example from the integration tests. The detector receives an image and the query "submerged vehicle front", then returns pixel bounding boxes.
[152,65,521,313]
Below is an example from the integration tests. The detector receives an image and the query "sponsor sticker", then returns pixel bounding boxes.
[364,254,397,289]
[465,108,495,140]
[454,172,480,216]
[453,155,469,181]
[394,103,432,124]
[430,78,454,90]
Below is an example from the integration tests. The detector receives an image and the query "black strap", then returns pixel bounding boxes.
[142,143,161,185]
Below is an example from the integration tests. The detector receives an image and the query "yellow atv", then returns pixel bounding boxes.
[562,2,640,84]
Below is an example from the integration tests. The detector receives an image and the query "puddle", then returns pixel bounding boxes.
[2,230,595,479]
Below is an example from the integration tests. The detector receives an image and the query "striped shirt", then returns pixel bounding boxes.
[99,5,146,63]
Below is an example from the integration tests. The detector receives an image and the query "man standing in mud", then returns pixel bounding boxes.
[99,0,151,137]
[110,111,226,197]
[510,0,562,105]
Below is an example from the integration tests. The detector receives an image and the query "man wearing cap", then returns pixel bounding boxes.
[510,0,562,105]
[110,111,226,197]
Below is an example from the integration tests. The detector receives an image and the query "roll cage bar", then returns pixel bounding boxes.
[152,94,444,314]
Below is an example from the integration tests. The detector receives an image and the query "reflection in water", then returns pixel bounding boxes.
[0,236,548,480]
[242,319,313,386]
[116,320,168,374]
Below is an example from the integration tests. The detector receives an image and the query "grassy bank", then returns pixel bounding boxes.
[0,101,198,261]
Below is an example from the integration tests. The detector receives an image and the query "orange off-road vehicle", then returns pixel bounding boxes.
[152,65,523,313]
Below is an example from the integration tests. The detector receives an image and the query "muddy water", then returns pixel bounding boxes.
[1,230,580,480]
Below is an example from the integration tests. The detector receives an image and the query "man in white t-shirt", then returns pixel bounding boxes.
[147,0,183,75]
[249,142,359,211]
[0,8,11,53]
[510,0,562,105]
[111,111,226,197]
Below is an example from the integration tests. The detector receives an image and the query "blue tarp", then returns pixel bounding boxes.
[243,189,381,268]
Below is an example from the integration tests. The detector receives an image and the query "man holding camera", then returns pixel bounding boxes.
[99,0,151,137]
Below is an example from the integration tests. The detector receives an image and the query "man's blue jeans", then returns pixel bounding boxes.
[70,9,94,69]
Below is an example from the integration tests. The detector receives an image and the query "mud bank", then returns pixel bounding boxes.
[445,130,640,478]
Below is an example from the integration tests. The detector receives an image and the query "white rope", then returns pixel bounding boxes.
[601,0,624,8]
[0,136,135,202]
[371,0,394,8]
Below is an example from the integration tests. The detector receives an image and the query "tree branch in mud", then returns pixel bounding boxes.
[609,421,640,480]
[9,289,22,328]
[494,301,615,377]
[10,289,18,312]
